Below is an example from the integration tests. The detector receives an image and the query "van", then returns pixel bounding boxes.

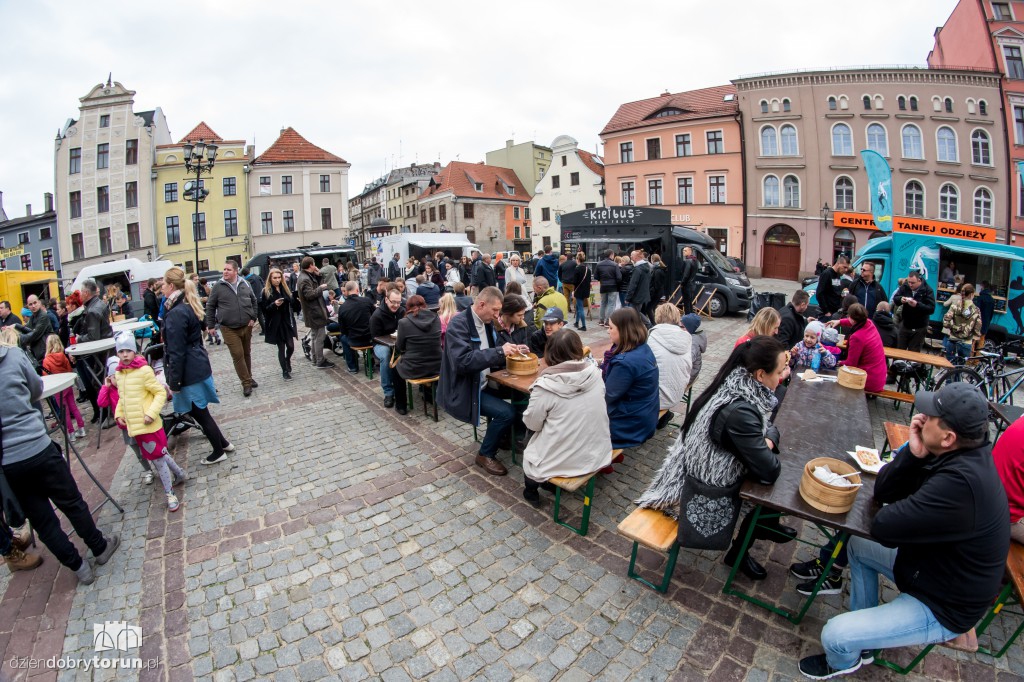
[559,208,752,316]
[373,233,480,276]
[243,244,358,278]
[68,258,175,315]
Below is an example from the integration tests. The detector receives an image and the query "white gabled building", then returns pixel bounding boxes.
[528,135,604,255]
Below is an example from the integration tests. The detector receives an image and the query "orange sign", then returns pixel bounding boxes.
[832,211,996,243]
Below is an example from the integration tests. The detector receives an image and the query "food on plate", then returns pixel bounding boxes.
[801,369,817,380]
[855,446,881,467]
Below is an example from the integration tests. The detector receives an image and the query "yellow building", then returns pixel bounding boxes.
[152,122,252,274]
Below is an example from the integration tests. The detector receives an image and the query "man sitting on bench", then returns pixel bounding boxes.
[800,382,1009,679]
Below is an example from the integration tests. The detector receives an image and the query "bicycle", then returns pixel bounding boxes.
[934,340,1024,405]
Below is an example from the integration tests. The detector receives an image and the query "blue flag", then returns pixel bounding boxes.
[861,150,893,232]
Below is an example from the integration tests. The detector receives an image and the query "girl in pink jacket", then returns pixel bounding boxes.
[831,303,887,392]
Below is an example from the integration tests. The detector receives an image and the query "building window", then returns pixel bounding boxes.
[71,233,84,260]
[439,204,447,220]
[524,208,530,220]
[551,175,560,189]
[127,223,140,249]
[224,209,238,236]
[320,174,330,192]
[20,254,31,270]
[198,259,210,272]
[677,177,693,205]
[783,175,800,208]
[69,147,81,174]
[937,126,958,162]
[97,186,109,213]
[939,183,959,220]
[1006,46,1024,79]
[41,249,54,271]
[760,100,769,114]
[675,134,691,157]
[974,187,993,225]
[18,232,29,244]
[783,98,791,112]
[283,210,294,232]
[192,212,206,241]
[259,176,271,195]
[707,131,724,154]
[760,126,778,156]
[709,175,726,204]
[125,139,138,165]
[39,227,51,241]
[972,129,992,165]
[69,191,82,219]
[867,123,888,155]
[898,96,906,111]
[464,203,475,220]
[570,172,580,186]
[905,181,925,216]
[835,177,854,210]
[321,208,332,230]
[863,95,872,110]
[261,211,273,234]
[420,209,427,224]
[839,95,849,110]
[429,206,436,222]
[945,97,954,113]
[620,142,633,163]
[832,123,853,156]
[542,207,551,221]
[910,96,918,111]
[98,227,112,255]
[282,176,293,194]
[828,96,837,111]
[980,99,988,116]
[902,125,924,159]
[99,114,110,128]
[648,179,663,205]
[621,181,635,206]
[223,177,236,196]
[763,176,780,207]
[780,124,798,156]
[97,143,109,169]
[164,182,178,202]
[994,2,1012,19]
[646,138,661,160]
[513,206,520,220]
[125,181,138,209]
[514,226,521,239]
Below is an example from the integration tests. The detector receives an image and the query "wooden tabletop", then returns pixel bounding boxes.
[883,346,953,369]
[741,372,879,538]
[487,336,615,394]
[374,334,397,349]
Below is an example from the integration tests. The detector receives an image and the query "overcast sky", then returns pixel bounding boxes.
[0,0,961,218]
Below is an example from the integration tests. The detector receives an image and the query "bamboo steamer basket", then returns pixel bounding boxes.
[799,457,861,514]
[837,365,867,390]
[506,352,539,375]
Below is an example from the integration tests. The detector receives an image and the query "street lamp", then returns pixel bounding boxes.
[182,139,217,273]
[820,202,831,229]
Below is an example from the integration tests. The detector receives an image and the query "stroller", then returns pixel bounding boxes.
[301,328,344,361]
[143,343,199,437]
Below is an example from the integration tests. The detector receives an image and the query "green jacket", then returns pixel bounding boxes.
[533,288,569,329]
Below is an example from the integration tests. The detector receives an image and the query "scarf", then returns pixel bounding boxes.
[636,368,776,516]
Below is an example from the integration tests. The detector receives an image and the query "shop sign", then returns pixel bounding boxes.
[0,244,25,259]
[833,211,996,243]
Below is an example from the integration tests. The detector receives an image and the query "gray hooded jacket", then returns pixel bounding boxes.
[0,346,51,466]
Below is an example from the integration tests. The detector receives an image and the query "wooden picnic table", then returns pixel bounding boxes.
[373,334,397,349]
[723,371,879,624]
[883,346,953,370]
[488,337,614,394]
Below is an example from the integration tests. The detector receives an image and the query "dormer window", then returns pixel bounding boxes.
[473,182,483,192]
[651,108,685,118]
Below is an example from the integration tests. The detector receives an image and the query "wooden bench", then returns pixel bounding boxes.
[867,389,915,411]
[406,376,440,422]
[617,507,680,593]
[880,422,910,458]
[549,470,599,536]
[350,345,375,379]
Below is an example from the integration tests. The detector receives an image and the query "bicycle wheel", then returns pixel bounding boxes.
[934,367,985,390]
[996,376,1015,406]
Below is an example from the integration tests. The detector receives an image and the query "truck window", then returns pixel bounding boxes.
[938,246,1010,313]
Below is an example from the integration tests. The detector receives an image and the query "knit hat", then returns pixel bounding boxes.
[681,313,701,334]
[114,331,136,353]
[821,327,840,345]
[106,356,120,376]
[805,321,825,338]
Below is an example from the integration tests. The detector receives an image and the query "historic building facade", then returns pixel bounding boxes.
[528,135,605,255]
[0,193,61,277]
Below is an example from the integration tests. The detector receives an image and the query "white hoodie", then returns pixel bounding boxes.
[648,324,693,410]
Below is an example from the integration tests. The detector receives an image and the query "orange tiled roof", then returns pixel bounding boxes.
[179,122,223,144]
[577,150,604,178]
[600,84,738,135]
[254,127,347,164]
[418,161,530,202]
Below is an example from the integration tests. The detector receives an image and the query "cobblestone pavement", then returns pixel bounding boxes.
[1,277,1023,682]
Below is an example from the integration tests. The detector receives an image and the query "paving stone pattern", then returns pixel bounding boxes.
[1,276,1022,681]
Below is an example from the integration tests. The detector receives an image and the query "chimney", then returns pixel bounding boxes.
[26,204,32,217]
[44,193,53,213]
[247,144,254,158]
[506,139,513,149]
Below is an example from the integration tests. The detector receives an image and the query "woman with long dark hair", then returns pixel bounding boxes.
[636,335,796,581]
[603,307,659,452]
[495,294,530,347]
[261,267,298,380]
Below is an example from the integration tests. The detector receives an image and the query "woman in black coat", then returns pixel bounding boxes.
[459,257,472,287]
[162,267,232,466]
[496,294,530,346]
[394,295,442,415]
[261,267,299,380]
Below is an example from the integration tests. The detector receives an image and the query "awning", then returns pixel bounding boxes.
[268,250,305,259]
[939,242,1024,262]
[306,247,354,256]
[408,239,477,249]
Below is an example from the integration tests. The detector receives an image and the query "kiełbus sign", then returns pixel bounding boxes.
[832,211,996,243]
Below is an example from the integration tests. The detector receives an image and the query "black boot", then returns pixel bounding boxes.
[723,541,767,580]
[752,517,798,544]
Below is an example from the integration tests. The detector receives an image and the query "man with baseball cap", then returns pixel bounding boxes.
[528,307,566,357]
[800,382,1009,679]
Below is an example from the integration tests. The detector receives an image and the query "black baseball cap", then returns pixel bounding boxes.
[914,382,989,440]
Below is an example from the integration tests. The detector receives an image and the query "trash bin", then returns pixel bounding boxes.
[747,291,786,321]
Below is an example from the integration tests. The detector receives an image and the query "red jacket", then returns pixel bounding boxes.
[994,418,1024,523]
[837,318,887,393]
[42,351,73,375]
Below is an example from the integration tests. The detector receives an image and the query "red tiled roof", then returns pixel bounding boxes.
[600,84,738,135]
[179,122,222,143]
[418,161,530,202]
[254,127,347,164]
[577,150,604,178]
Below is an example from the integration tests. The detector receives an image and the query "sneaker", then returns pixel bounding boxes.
[172,470,187,487]
[316,360,336,369]
[94,534,120,565]
[68,431,77,443]
[75,427,86,439]
[224,443,235,452]
[75,559,96,585]
[796,572,843,596]
[860,651,875,666]
[347,366,359,374]
[798,653,861,680]
[203,452,227,465]
[167,493,180,512]
[790,557,825,581]
[143,472,154,485]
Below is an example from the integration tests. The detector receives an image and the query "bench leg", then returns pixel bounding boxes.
[975,580,1022,658]
[872,645,934,675]
[363,349,373,380]
[553,476,595,536]
[431,383,438,422]
[627,540,680,593]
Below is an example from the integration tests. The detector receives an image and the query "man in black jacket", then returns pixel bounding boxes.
[0,300,20,328]
[595,250,621,327]
[891,270,935,352]
[369,287,405,407]
[848,261,886,318]
[335,281,375,374]
[800,382,1009,679]
[625,250,652,312]
[776,289,810,349]
[206,260,259,395]
[472,254,497,292]
[15,295,50,365]
[872,301,898,348]
[143,279,161,328]
[679,246,697,314]
[815,255,850,320]
[386,253,402,282]
[296,257,333,370]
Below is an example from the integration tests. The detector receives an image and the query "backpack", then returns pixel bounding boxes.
[948,301,979,340]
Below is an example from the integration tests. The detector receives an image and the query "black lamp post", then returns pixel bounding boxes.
[182,140,217,273]
[820,202,831,229]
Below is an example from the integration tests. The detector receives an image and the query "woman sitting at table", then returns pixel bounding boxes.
[496,294,530,347]
[394,295,442,416]
[636,335,796,581]
[504,281,534,327]
[734,307,780,347]
[603,307,659,454]
[521,329,612,507]
[828,303,886,393]
[648,303,692,429]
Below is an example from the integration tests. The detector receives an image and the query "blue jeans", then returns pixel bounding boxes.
[600,292,616,324]
[821,536,959,670]
[375,344,394,396]
[478,388,515,458]
[575,299,587,328]
[339,335,358,371]
[943,338,971,363]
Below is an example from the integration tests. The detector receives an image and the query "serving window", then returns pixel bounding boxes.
[938,246,1011,313]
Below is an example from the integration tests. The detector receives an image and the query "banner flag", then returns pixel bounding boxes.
[860,149,893,232]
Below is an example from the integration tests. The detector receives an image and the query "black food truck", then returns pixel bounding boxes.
[559,208,751,317]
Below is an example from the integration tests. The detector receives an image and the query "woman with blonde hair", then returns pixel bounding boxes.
[261,267,298,380]
[735,307,781,347]
[649,303,692,429]
[436,293,458,345]
[161,267,233,466]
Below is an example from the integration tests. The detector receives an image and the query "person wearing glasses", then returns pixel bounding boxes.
[849,261,887,318]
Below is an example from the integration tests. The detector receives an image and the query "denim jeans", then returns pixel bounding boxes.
[375,344,394,397]
[478,388,515,458]
[943,338,972,363]
[575,300,587,328]
[820,535,959,670]
[600,292,616,324]
[340,335,358,371]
